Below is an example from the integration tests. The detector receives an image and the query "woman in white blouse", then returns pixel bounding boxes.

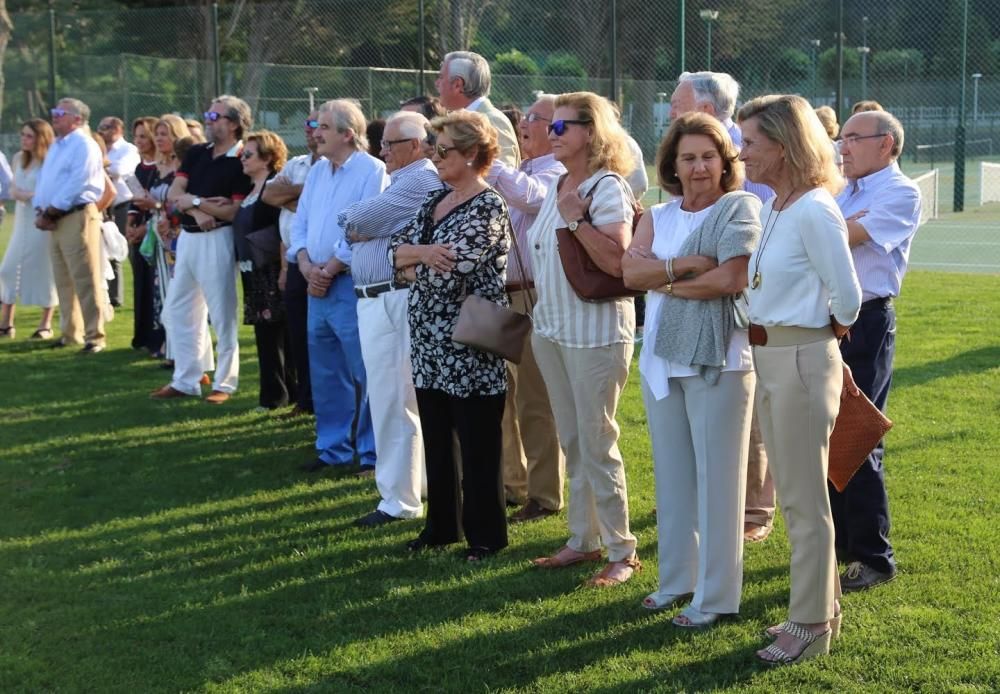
[528,91,639,587]
[738,94,862,665]
[622,113,761,627]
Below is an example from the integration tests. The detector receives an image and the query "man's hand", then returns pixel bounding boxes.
[35,211,56,231]
[171,193,195,211]
[191,209,217,231]
[557,187,591,226]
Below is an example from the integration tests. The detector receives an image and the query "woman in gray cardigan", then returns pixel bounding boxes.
[622,113,761,628]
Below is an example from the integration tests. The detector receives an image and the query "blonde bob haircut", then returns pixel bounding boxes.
[737,94,844,195]
[429,110,499,176]
[554,91,634,176]
[246,130,288,174]
[154,114,192,164]
[656,112,743,196]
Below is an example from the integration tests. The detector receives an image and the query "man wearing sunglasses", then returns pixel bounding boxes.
[482,94,566,522]
[261,110,323,419]
[435,50,520,168]
[32,98,108,353]
[832,109,920,593]
[150,95,253,404]
[287,99,389,474]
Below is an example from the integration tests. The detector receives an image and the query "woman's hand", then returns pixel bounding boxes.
[842,363,861,397]
[622,245,668,291]
[557,187,591,225]
[421,243,456,274]
[132,192,157,211]
[674,254,718,279]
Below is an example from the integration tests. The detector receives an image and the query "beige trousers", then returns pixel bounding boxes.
[532,335,636,562]
[754,337,843,623]
[744,408,776,527]
[48,205,106,346]
[501,288,565,510]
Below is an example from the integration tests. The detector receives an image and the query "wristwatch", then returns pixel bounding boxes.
[191,196,202,209]
[567,219,583,232]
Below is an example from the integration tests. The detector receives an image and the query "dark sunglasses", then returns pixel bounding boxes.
[203,111,229,123]
[381,137,412,149]
[50,107,68,118]
[240,150,256,160]
[547,119,592,136]
[434,143,459,158]
[304,119,319,129]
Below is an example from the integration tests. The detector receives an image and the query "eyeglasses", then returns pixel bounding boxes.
[434,144,459,158]
[240,150,257,160]
[526,112,551,124]
[304,119,319,130]
[50,107,68,118]
[547,119,592,136]
[203,111,229,123]
[381,137,413,149]
[97,123,114,131]
[839,133,887,147]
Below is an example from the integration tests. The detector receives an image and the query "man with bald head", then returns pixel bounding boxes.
[833,109,920,592]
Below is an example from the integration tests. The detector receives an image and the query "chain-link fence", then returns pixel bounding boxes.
[2,0,999,219]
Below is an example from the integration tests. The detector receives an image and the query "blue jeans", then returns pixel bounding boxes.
[307,274,375,466]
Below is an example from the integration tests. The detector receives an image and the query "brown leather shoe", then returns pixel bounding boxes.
[199,373,211,386]
[204,390,231,405]
[744,522,773,543]
[509,499,557,523]
[532,545,603,569]
[150,385,190,400]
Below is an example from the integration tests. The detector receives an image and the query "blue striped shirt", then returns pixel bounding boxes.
[337,158,442,286]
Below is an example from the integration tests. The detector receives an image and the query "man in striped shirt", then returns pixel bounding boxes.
[338,111,443,528]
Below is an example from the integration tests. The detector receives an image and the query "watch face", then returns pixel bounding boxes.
[192,197,201,207]
[568,220,579,231]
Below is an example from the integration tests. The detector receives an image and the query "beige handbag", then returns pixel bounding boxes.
[451,222,533,364]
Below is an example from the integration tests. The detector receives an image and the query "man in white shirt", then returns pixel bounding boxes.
[262,110,323,418]
[97,116,140,308]
[33,98,108,353]
[290,99,389,473]
[834,109,921,592]
[436,50,520,168]
[670,71,776,543]
[486,94,566,522]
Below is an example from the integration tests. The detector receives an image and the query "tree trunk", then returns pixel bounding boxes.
[0,0,14,131]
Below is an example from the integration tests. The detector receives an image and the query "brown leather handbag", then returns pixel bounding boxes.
[555,173,644,303]
[828,386,893,492]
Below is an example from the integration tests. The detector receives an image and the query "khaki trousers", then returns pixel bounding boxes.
[501,288,565,510]
[48,205,106,346]
[532,335,636,562]
[744,408,776,527]
[754,337,843,623]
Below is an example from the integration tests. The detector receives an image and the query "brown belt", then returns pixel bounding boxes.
[505,280,535,292]
[748,323,834,347]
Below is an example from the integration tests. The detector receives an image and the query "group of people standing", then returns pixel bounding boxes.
[0,54,920,667]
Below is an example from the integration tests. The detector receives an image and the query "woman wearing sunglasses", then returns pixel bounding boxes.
[390,110,511,562]
[527,91,640,587]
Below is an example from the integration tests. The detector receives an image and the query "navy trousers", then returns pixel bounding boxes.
[830,299,897,575]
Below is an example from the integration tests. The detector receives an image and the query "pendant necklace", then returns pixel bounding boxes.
[751,190,796,290]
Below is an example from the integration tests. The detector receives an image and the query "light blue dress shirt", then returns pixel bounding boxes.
[33,128,105,211]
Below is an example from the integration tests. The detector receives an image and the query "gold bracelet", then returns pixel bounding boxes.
[665,281,674,296]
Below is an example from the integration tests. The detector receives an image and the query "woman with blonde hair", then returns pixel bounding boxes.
[737,94,861,665]
[527,91,641,587]
[0,119,58,339]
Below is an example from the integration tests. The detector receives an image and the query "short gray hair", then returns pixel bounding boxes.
[387,110,430,141]
[58,97,90,123]
[869,110,906,159]
[443,51,492,99]
[678,71,740,120]
[212,94,253,139]
[319,99,368,152]
[534,93,557,110]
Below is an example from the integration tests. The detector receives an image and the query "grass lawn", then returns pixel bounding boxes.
[1,215,999,691]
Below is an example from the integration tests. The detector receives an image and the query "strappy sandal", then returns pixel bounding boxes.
[757,622,832,666]
[0,326,14,339]
[766,604,841,641]
[585,555,641,587]
[672,606,731,629]
[642,591,692,611]
[30,328,53,340]
[531,545,602,569]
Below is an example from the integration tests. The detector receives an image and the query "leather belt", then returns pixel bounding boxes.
[182,223,227,234]
[354,282,400,299]
[860,296,893,312]
[505,280,535,292]
[748,323,833,347]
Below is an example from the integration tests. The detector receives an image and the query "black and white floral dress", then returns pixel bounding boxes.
[390,188,511,398]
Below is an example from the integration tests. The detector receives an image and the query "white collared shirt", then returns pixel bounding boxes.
[34,128,105,211]
[836,162,922,301]
[106,137,140,205]
[269,153,322,247]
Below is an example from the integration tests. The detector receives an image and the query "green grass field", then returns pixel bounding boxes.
[1,213,999,692]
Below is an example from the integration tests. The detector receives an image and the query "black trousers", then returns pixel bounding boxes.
[128,238,161,351]
[254,321,297,409]
[415,387,508,552]
[283,262,313,412]
[107,203,129,308]
[830,300,896,574]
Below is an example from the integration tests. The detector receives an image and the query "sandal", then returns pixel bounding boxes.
[532,545,602,569]
[30,328,53,340]
[0,326,14,339]
[757,622,832,666]
[642,591,692,611]
[585,555,641,587]
[466,546,497,562]
[766,603,841,641]
[672,606,730,629]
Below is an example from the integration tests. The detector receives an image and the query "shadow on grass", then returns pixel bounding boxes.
[893,346,1000,388]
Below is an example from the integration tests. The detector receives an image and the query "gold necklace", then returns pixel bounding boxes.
[750,190,796,290]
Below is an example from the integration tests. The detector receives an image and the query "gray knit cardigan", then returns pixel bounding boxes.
[652,191,762,384]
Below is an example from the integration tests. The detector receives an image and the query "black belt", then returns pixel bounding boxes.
[182,224,224,234]
[67,202,92,214]
[354,282,399,299]
[860,297,893,312]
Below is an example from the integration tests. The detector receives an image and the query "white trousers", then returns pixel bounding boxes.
[357,289,425,518]
[642,371,754,614]
[165,228,239,395]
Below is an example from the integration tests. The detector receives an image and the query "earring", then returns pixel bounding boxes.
[465,160,473,167]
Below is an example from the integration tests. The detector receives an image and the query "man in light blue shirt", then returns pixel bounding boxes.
[833,109,921,593]
[291,99,389,473]
[34,98,108,352]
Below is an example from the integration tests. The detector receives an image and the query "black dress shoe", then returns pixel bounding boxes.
[80,342,105,354]
[299,459,328,473]
[50,339,69,349]
[355,510,401,528]
[407,535,453,552]
[841,561,897,592]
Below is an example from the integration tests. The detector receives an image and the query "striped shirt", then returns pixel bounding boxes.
[835,162,921,302]
[527,169,636,348]
[338,158,443,286]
